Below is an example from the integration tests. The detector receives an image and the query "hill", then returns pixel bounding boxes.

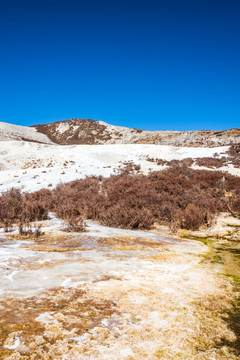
[32,118,240,146]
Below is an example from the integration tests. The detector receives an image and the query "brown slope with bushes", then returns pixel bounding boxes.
[33,119,112,145]
[32,118,240,146]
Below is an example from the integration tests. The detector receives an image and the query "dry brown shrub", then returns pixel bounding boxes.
[174,204,208,230]
[0,167,239,232]
[195,157,228,168]
[98,204,154,229]
[0,188,22,231]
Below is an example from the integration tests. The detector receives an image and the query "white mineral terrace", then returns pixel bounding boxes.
[0,215,239,359]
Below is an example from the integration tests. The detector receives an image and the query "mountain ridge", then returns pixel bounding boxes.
[32,118,240,147]
[0,119,239,147]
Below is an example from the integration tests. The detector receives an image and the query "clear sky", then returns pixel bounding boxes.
[0,0,239,130]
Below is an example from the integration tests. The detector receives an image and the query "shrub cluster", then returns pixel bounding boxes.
[227,144,240,168]
[0,167,239,232]
[145,154,238,169]
[120,162,141,174]
[50,177,99,231]
[50,167,240,230]
[0,188,49,232]
[231,196,240,216]
[195,157,228,168]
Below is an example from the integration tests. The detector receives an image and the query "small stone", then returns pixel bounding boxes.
[35,335,45,346]
[54,312,65,321]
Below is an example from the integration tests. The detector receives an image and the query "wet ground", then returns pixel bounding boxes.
[0,218,239,359]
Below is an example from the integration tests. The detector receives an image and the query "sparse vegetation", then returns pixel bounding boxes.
[0,167,239,232]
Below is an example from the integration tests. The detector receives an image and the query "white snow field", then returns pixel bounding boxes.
[0,141,238,193]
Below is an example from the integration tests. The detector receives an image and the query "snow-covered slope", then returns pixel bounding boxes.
[0,119,238,193]
[0,122,53,144]
[0,141,238,193]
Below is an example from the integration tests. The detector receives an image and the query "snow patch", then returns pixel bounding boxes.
[0,122,53,144]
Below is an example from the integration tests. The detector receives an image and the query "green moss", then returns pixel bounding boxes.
[227,248,240,255]
[180,235,215,244]
[222,273,240,285]
[195,235,240,356]
[214,255,223,261]
[155,349,164,358]
[210,255,224,264]
[219,274,240,356]
[215,247,225,251]
[227,224,240,229]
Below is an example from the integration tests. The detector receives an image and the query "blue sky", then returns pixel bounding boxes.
[0,0,239,130]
